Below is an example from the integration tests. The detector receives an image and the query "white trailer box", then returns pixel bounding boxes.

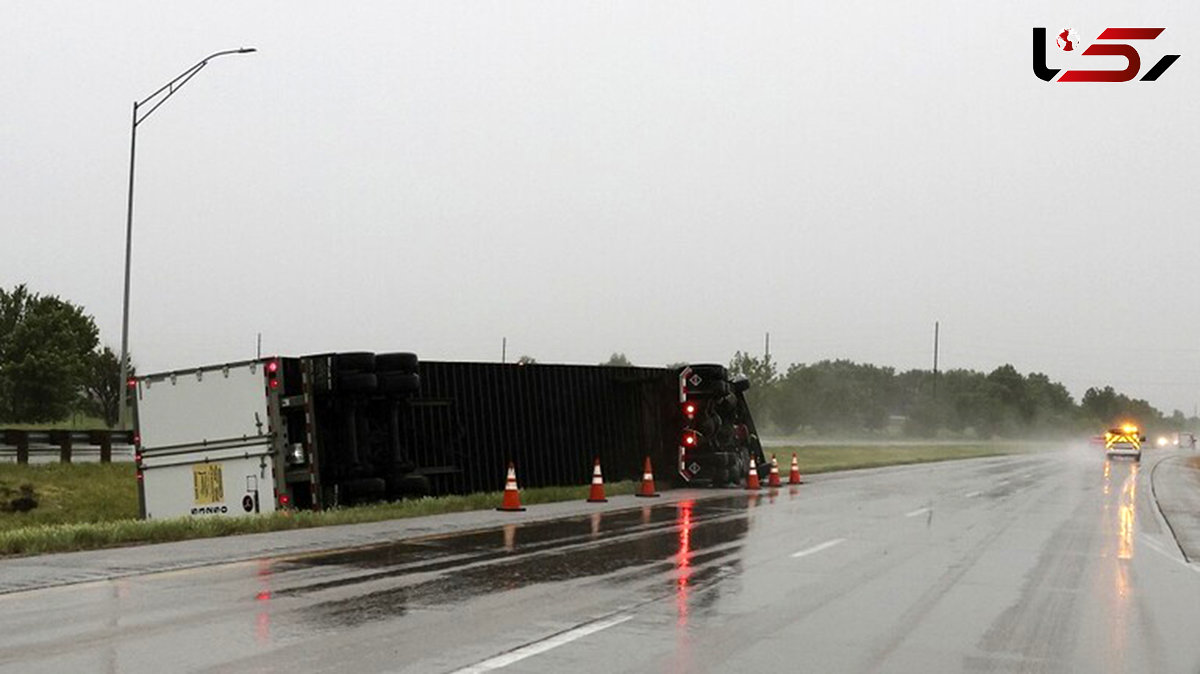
[135,360,280,519]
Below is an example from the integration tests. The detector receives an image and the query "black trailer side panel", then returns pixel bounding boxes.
[409,362,679,493]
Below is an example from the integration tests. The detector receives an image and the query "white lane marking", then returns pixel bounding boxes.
[452,614,634,673]
[1139,534,1200,575]
[791,538,846,559]
[906,507,931,518]
[964,491,981,498]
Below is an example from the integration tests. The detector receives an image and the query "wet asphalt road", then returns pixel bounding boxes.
[3,448,1200,673]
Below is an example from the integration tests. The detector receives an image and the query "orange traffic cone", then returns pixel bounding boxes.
[587,458,608,503]
[497,462,526,511]
[768,454,782,488]
[636,456,660,498]
[747,458,761,490]
[789,453,804,485]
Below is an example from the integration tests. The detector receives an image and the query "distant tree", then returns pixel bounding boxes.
[729,351,778,427]
[724,348,1169,439]
[0,285,99,422]
[82,346,134,428]
[516,355,537,365]
[771,363,815,435]
[729,351,777,389]
[987,364,1032,422]
[1082,386,1121,424]
[601,353,633,367]
[1024,372,1075,432]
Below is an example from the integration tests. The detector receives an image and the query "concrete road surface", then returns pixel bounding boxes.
[2,447,1200,673]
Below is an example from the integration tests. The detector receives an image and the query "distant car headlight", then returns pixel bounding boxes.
[287,443,307,465]
[1157,436,1169,447]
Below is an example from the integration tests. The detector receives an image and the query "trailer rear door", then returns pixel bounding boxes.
[135,362,277,519]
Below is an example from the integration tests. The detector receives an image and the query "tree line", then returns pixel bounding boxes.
[727,351,1196,438]
[0,285,131,427]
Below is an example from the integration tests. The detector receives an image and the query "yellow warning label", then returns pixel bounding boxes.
[193,463,224,505]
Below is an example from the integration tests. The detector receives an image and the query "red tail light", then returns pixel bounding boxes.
[683,402,697,419]
[682,430,697,447]
[127,377,137,389]
[266,359,280,390]
[279,494,290,506]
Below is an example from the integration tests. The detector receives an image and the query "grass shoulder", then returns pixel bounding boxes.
[766,441,1048,475]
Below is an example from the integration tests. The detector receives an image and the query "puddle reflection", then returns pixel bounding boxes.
[1117,463,1138,561]
[676,500,693,627]
[286,498,751,631]
[255,560,273,645]
[503,523,516,552]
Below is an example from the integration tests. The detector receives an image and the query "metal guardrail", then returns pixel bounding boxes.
[0,430,135,464]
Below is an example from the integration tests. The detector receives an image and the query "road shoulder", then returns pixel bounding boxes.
[1150,451,1200,562]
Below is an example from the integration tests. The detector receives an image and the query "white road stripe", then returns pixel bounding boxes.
[1139,534,1200,575]
[451,614,634,673]
[906,507,931,518]
[791,538,846,559]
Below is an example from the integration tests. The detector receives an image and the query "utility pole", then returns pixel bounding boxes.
[932,321,940,399]
[502,337,507,364]
[764,332,770,361]
[256,332,261,360]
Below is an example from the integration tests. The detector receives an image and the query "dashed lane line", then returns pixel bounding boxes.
[791,538,846,559]
[450,613,634,673]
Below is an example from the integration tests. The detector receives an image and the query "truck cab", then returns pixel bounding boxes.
[677,364,767,487]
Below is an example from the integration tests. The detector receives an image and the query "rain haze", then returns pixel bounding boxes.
[2,1,1198,414]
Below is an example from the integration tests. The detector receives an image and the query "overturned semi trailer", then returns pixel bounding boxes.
[133,353,763,519]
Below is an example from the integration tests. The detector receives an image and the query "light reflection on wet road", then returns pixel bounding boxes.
[2,449,1200,673]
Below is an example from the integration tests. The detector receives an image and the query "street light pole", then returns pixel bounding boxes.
[117,48,256,429]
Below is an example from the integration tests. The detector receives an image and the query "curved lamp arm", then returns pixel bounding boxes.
[135,48,256,126]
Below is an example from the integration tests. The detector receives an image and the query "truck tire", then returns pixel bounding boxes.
[398,474,431,497]
[376,352,419,374]
[338,372,378,393]
[341,477,386,502]
[379,372,420,394]
[336,352,376,373]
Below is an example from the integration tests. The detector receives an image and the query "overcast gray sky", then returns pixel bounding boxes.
[3,1,1198,413]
